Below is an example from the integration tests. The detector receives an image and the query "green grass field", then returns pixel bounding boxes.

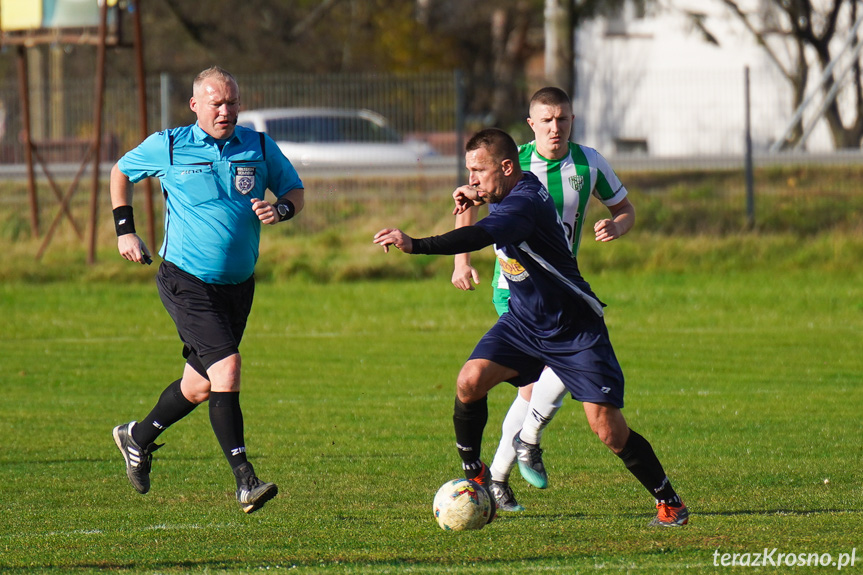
[2,265,862,573]
[2,164,862,572]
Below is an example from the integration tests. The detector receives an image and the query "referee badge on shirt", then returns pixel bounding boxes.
[569,174,584,193]
[234,167,256,195]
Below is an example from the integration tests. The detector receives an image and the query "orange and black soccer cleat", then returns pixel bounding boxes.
[465,461,497,524]
[649,501,690,527]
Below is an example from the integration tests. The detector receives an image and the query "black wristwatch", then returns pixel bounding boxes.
[275,200,295,222]
[276,203,290,222]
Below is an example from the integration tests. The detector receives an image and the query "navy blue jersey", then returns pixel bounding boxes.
[475,171,604,338]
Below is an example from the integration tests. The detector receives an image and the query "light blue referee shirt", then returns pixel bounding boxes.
[118,124,303,284]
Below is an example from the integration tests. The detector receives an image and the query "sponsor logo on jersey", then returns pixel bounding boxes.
[497,254,529,283]
[569,174,584,193]
[234,167,256,195]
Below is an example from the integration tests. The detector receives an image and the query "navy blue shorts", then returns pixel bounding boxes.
[468,312,625,407]
[156,261,255,378]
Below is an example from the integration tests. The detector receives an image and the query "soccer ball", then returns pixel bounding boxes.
[432,478,492,531]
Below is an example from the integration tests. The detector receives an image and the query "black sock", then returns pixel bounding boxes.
[453,396,488,470]
[616,429,681,505]
[209,391,248,471]
[133,379,197,446]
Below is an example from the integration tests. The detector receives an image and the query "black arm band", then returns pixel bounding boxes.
[113,205,136,236]
[412,226,495,255]
[276,199,296,222]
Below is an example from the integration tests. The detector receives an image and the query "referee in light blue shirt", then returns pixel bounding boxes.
[109,66,304,514]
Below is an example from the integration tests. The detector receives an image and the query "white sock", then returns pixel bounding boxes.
[519,368,567,445]
[489,392,530,483]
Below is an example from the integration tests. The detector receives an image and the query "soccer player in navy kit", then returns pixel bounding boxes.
[109,66,304,513]
[374,128,688,527]
[453,87,635,512]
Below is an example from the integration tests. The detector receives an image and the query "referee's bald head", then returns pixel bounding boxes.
[193,66,238,95]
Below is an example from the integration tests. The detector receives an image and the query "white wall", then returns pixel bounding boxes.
[573,0,846,156]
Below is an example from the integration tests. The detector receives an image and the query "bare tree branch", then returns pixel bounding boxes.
[721,0,792,80]
[288,0,344,40]
[160,0,207,48]
[722,0,863,148]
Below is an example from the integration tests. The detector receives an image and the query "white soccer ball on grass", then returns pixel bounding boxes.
[432,478,492,531]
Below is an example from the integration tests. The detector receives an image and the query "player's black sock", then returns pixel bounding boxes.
[616,429,681,506]
[133,378,197,446]
[453,395,488,469]
[209,391,249,475]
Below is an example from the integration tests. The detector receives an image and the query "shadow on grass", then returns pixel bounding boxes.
[0,555,595,573]
[693,507,863,517]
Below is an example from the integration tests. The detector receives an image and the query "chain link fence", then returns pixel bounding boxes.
[4,67,862,167]
[0,70,462,161]
[0,71,464,241]
[1,69,861,241]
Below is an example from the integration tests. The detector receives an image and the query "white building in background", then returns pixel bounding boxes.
[572,0,860,157]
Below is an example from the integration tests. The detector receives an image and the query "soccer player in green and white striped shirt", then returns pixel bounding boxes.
[452,87,635,512]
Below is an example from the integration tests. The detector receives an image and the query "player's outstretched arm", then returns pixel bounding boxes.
[373,228,414,254]
[375,226,494,257]
[594,197,635,242]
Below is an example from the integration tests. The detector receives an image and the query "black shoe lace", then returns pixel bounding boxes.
[136,443,162,473]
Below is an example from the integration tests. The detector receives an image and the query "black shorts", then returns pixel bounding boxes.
[468,311,625,407]
[156,261,255,378]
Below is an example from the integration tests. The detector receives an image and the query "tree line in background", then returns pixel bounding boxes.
[0,0,630,133]
[2,0,863,148]
[715,0,863,149]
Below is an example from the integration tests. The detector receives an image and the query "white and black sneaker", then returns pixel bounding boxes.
[490,480,525,512]
[112,421,162,494]
[234,462,278,514]
[513,431,548,489]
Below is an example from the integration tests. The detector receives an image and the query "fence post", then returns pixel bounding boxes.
[17,46,39,238]
[454,69,466,187]
[87,0,109,265]
[744,66,754,229]
[160,72,172,131]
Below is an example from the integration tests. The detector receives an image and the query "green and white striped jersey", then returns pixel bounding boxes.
[491,141,627,314]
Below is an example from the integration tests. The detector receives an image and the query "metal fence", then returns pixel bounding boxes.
[4,67,863,169]
[1,69,862,245]
[0,71,465,248]
[0,70,462,162]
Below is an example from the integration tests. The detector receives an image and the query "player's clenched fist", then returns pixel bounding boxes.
[594,218,621,242]
[373,228,414,254]
[452,185,484,215]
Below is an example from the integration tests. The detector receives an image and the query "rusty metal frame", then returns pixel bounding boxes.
[3,1,154,263]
